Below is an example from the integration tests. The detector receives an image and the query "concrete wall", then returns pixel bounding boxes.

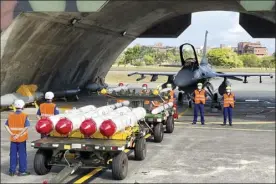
[1,1,275,95]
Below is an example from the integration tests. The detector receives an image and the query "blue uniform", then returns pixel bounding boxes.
[5,110,30,174]
[192,90,207,125]
[222,94,236,125]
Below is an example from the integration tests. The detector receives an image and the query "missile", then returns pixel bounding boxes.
[35,114,65,134]
[56,103,130,136]
[151,102,173,115]
[36,106,96,135]
[79,105,130,137]
[100,107,146,137]
[160,88,171,93]
[101,85,129,94]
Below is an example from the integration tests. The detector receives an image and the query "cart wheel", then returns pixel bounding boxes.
[134,137,146,160]
[34,149,52,175]
[153,123,164,143]
[166,115,174,133]
[112,152,128,180]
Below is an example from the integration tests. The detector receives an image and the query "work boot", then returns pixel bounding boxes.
[222,123,226,126]
[18,171,30,176]
[192,122,196,125]
[229,124,232,126]
[9,172,15,176]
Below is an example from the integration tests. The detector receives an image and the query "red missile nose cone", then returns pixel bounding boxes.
[80,119,97,137]
[55,118,73,135]
[100,119,117,137]
[36,118,53,134]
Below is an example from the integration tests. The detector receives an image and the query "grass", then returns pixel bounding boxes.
[106,66,274,84]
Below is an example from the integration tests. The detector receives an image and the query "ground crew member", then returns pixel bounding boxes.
[5,100,30,176]
[37,91,59,138]
[192,83,207,125]
[151,85,162,108]
[222,86,235,126]
[140,84,151,110]
[166,84,175,103]
[117,82,125,103]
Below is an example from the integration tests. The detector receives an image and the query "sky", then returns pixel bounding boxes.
[128,11,275,55]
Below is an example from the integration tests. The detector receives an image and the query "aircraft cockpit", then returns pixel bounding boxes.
[180,43,199,70]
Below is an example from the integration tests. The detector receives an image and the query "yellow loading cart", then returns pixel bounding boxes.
[31,125,148,182]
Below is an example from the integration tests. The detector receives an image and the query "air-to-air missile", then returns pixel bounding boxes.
[1,84,43,110]
[151,102,174,115]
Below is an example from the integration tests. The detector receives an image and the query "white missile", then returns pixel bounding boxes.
[80,106,132,136]
[151,102,173,115]
[160,88,171,93]
[36,102,124,135]
[107,85,129,93]
[100,107,146,137]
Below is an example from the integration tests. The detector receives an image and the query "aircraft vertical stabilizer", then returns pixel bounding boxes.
[200,30,209,64]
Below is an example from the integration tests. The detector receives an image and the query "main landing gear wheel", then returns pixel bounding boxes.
[153,123,164,143]
[112,152,128,180]
[134,137,147,160]
[166,115,174,133]
[34,149,53,175]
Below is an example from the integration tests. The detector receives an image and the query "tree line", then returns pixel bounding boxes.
[115,45,275,68]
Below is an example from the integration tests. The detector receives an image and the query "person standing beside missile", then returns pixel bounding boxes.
[192,83,207,125]
[36,91,59,138]
[4,100,30,176]
[222,86,235,126]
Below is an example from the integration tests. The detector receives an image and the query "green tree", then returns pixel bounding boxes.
[239,54,261,67]
[124,45,142,65]
[207,48,242,67]
[144,55,154,65]
[260,56,275,68]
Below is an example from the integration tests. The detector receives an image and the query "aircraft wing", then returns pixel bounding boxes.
[215,72,273,78]
[128,71,177,82]
[214,72,273,82]
[128,71,177,77]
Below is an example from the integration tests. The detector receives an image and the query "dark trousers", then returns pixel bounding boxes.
[193,104,205,124]
[223,107,233,125]
[9,141,27,173]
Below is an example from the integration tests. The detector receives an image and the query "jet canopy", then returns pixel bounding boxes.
[179,43,199,69]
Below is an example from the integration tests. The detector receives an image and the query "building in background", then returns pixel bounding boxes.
[237,41,268,57]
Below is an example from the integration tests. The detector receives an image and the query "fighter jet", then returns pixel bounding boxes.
[128,31,274,108]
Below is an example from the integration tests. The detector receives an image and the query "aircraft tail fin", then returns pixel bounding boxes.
[201,30,208,64]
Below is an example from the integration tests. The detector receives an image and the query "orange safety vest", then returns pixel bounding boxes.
[40,103,56,117]
[117,99,125,103]
[223,93,235,108]
[141,90,150,104]
[168,90,174,102]
[194,89,207,104]
[8,112,28,142]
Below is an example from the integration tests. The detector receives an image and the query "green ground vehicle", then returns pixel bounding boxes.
[103,89,176,143]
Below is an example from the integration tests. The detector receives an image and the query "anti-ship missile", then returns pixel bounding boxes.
[79,103,130,137]
[100,107,146,137]
[54,101,130,135]
[35,105,97,134]
[151,102,173,115]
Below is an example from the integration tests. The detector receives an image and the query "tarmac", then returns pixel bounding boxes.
[0,77,275,183]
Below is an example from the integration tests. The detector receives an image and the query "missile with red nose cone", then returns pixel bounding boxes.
[151,102,173,115]
[79,103,131,137]
[100,107,146,137]
[35,105,96,135]
[54,101,130,136]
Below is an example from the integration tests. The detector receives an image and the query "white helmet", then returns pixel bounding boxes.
[167,84,172,88]
[45,91,54,100]
[14,100,25,109]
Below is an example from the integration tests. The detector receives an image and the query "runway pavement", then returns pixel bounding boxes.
[1,77,275,183]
